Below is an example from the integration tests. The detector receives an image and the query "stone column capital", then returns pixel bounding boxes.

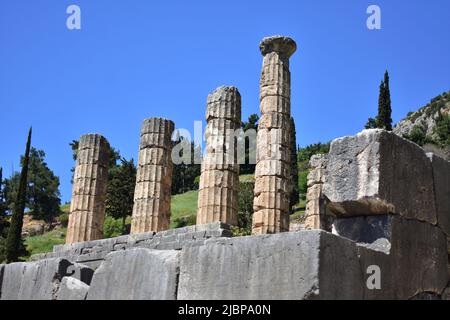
[259,36,297,58]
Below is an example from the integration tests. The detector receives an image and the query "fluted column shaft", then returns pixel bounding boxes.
[197,86,241,225]
[131,118,174,233]
[252,36,297,235]
[66,134,110,244]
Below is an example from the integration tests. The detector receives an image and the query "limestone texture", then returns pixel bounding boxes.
[55,277,89,300]
[87,248,179,300]
[66,134,110,244]
[323,129,437,224]
[197,87,241,226]
[131,118,174,233]
[252,36,297,235]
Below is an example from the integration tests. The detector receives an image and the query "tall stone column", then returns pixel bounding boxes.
[197,86,241,226]
[66,134,110,244]
[252,36,297,235]
[131,118,174,234]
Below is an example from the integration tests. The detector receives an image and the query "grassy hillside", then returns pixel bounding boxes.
[24,173,307,257]
[170,190,198,228]
[24,228,67,258]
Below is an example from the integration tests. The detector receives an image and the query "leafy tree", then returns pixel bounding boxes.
[240,114,259,175]
[4,148,61,223]
[69,140,120,181]
[171,135,201,195]
[406,125,428,146]
[234,180,254,236]
[434,111,450,148]
[365,117,377,129]
[375,71,393,131]
[6,128,32,263]
[289,117,299,210]
[105,158,136,233]
[0,168,7,232]
[365,71,393,131]
[298,170,309,200]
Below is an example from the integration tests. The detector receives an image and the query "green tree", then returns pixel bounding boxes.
[289,117,299,210]
[0,168,7,232]
[4,148,61,223]
[234,180,254,236]
[6,128,32,263]
[171,136,201,195]
[240,114,259,175]
[375,70,393,131]
[69,140,120,181]
[365,117,377,129]
[105,158,136,233]
[434,111,450,147]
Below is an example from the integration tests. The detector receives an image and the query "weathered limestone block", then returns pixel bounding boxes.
[200,152,239,172]
[258,112,291,130]
[178,231,364,300]
[323,129,437,224]
[55,277,89,300]
[333,214,449,299]
[87,248,179,300]
[251,209,290,234]
[0,258,93,300]
[131,118,174,234]
[257,143,290,162]
[252,36,296,235]
[66,134,110,244]
[427,153,450,236]
[205,87,241,122]
[199,169,239,190]
[197,86,241,226]
[303,155,332,231]
[254,159,290,178]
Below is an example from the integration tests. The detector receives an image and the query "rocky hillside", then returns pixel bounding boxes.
[394,91,450,140]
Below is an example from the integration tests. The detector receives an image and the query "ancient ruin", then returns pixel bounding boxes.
[197,86,241,226]
[66,134,110,244]
[131,118,174,234]
[1,36,449,300]
[252,36,297,235]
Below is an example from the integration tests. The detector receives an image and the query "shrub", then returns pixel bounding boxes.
[103,215,125,238]
[59,213,69,227]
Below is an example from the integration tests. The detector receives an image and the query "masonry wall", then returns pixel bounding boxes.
[2,129,449,300]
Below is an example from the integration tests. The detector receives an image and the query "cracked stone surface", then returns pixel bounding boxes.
[253,35,297,235]
[197,86,241,226]
[131,118,174,234]
[66,134,110,244]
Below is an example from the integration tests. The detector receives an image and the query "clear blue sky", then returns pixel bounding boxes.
[1,0,449,202]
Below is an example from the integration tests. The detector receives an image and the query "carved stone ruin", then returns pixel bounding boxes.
[131,118,174,234]
[252,36,297,235]
[66,134,110,244]
[197,86,241,226]
[303,154,334,231]
[2,36,449,301]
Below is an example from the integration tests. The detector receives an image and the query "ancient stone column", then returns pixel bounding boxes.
[131,118,174,234]
[197,86,241,226]
[252,36,297,235]
[66,134,110,244]
[304,154,333,231]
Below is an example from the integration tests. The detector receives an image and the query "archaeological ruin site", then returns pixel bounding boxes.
[1,35,449,300]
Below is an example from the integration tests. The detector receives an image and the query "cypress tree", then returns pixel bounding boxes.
[6,127,32,263]
[289,117,299,211]
[376,70,393,131]
[0,167,6,235]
